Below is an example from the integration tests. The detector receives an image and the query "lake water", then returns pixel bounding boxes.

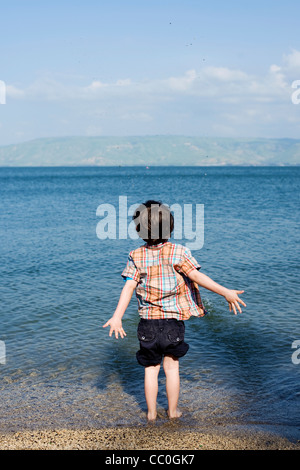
[0,166,299,440]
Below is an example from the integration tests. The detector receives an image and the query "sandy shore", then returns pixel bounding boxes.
[0,425,299,450]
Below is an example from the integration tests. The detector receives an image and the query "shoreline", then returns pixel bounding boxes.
[1,425,299,450]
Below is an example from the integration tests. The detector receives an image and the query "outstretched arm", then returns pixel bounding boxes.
[187,269,246,315]
[103,279,138,338]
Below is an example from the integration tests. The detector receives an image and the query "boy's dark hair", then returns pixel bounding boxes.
[132,200,174,246]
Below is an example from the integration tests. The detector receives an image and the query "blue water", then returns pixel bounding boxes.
[0,166,299,439]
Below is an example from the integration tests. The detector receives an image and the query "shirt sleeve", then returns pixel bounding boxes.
[174,248,201,276]
[121,255,140,283]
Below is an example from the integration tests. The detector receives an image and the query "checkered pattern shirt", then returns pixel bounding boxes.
[122,242,207,320]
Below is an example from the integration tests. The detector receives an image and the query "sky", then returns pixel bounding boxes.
[0,0,300,146]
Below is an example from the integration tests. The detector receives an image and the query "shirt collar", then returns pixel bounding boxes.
[144,241,169,249]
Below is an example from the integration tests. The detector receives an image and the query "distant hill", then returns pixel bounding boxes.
[0,136,299,166]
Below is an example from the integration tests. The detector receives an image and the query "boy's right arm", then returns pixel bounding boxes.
[102,279,137,338]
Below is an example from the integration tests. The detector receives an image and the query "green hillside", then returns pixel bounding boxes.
[0,136,299,166]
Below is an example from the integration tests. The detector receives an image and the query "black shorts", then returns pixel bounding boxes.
[136,318,189,367]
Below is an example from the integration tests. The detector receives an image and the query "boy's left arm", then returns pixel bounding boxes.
[187,269,246,315]
[103,279,137,338]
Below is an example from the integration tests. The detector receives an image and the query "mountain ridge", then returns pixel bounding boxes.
[0,136,299,166]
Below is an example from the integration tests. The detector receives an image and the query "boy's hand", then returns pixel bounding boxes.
[103,317,126,339]
[224,289,246,315]
[102,280,136,338]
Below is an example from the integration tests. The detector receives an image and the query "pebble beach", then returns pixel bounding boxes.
[1,425,300,450]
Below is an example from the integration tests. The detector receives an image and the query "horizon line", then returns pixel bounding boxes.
[0,164,299,168]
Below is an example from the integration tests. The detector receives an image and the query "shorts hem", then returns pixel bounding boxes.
[136,342,189,367]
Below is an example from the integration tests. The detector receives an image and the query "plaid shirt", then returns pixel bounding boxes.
[122,242,207,320]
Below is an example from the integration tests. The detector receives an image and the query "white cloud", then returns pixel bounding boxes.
[166,69,197,92]
[6,84,25,98]
[3,50,300,141]
[270,64,281,73]
[6,50,299,104]
[85,80,108,91]
[283,49,300,70]
[202,66,248,82]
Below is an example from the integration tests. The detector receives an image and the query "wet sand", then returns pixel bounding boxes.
[1,425,299,450]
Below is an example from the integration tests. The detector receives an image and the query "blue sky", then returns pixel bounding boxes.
[0,0,300,145]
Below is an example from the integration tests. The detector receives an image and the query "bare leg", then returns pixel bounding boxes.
[144,363,160,420]
[163,355,182,418]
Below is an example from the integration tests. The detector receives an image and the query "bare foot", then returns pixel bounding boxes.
[167,408,182,419]
[147,411,157,421]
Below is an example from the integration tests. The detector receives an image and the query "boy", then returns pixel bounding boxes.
[103,200,246,421]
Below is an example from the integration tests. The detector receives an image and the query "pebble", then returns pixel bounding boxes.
[0,426,299,450]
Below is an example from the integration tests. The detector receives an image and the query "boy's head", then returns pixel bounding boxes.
[133,200,174,246]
